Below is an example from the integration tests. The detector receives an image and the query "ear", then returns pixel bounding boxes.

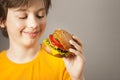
[0,21,5,28]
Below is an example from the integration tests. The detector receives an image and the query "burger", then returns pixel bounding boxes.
[42,29,74,57]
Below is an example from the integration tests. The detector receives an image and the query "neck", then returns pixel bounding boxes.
[7,42,41,64]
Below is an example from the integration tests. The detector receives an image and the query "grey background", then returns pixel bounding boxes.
[0,0,120,80]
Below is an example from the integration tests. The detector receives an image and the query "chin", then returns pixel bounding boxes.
[21,38,39,48]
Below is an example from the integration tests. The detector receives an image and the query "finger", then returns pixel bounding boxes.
[69,48,85,62]
[69,48,82,56]
[69,39,83,53]
[63,48,85,63]
[72,35,83,48]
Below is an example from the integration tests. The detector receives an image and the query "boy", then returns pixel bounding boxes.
[0,0,85,80]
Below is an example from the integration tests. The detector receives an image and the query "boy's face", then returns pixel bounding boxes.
[5,0,47,47]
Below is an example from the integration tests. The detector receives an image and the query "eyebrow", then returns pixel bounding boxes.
[37,8,46,12]
[14,8,46,12]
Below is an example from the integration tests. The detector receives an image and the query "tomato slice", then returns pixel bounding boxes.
[49,34,64,49]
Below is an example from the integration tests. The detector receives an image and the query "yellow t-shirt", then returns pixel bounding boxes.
[0,48,71,80]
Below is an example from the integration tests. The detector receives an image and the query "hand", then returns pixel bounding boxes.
[63,35,85,80]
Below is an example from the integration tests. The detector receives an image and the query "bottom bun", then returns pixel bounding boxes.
[42,42,74,58]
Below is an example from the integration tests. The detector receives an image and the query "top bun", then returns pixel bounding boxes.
[53,29,72,50]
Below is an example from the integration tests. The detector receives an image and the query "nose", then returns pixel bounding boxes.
[27,15,38,28]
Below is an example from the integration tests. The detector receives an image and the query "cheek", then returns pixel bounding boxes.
[6,19,25,32]
[6,13,25,31]
[40,22,46,34]
[15,21,25,30]
[39,18,47,32]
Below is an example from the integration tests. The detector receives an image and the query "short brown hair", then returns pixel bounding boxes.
[0,0,51,38]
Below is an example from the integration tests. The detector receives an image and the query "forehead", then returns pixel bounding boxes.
[26,0,45,8]
[8,0,45,9]
[8,0,45,12]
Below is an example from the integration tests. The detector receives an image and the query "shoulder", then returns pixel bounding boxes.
[0,50,6,57]
[0,50,8,64]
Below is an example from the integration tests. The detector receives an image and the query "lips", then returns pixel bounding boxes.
[23,31,39,38]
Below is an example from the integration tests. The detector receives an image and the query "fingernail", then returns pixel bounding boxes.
[69,40,72,43]
[69,48,72,52]
[73,35,76,38]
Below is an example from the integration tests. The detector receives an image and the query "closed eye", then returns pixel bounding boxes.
[37,15,44,19]
[19,16,27,19]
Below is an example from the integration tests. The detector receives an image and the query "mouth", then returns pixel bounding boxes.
[23,31,39,38]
